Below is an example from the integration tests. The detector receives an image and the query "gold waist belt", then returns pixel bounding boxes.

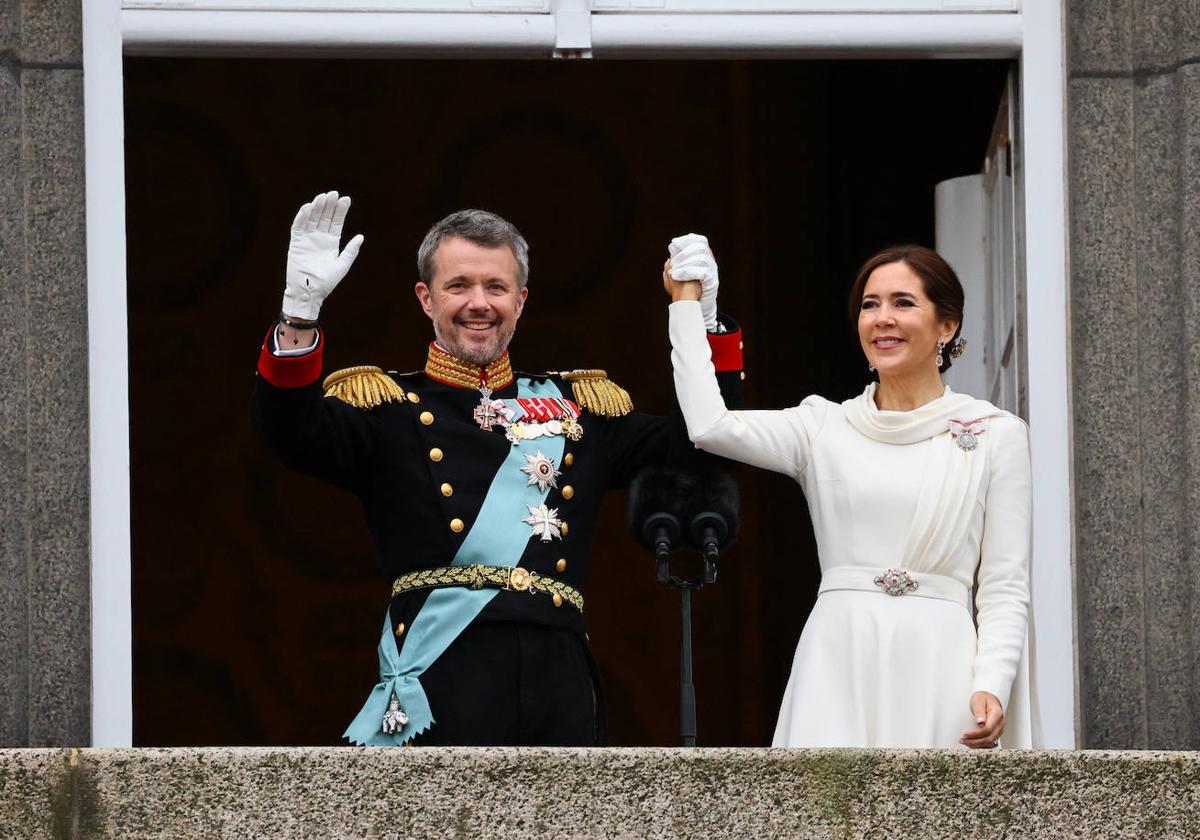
[391,565,584,613]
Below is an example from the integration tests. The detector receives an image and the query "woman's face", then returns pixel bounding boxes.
[857,260,957,379]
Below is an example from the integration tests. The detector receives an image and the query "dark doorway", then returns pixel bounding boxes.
[124,57,1009,746]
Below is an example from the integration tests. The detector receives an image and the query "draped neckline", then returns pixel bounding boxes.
[843,383,995,445]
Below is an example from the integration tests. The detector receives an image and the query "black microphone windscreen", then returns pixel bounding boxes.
[690,467,741,550]
[628,466,702,551]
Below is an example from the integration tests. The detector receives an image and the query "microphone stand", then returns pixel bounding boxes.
[658,521,721,748]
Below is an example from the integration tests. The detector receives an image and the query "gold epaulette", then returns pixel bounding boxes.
[559,369,633,417]
[322,365,406,410]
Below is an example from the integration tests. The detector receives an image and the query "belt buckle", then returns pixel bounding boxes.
[873,568,919,597]
[508,567,532,592]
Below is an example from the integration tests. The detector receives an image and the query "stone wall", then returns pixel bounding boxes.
[1,747,1197,839]
[6,0,1200,754]
[0,0,91,746]
[1067,0,1200,748]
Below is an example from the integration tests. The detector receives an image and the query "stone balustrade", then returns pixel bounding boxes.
[1,747,1197,838]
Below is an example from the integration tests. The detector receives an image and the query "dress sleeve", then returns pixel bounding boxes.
[668,300,823,479]
[591,314,744,490]
[971,415,1033,710]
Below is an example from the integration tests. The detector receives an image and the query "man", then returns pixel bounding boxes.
[252,191,742,746]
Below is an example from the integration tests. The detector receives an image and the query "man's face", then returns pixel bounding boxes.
[415,236,528,366]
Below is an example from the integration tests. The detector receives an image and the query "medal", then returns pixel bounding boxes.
[473,385,500,430]
[520,450,561,492]
[381,691,409,734]
[523,503,563,542]
[948,417,987,452]
[473,387,584,444]
[562,417,583,441]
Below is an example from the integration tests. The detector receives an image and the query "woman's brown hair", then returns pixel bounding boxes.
[847,244,964,373]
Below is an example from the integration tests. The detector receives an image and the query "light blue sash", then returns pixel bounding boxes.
[344,377,566,745]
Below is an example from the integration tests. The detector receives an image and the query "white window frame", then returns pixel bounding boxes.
[84,0,1074,748]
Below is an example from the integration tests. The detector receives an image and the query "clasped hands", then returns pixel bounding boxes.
[662,233,719,331]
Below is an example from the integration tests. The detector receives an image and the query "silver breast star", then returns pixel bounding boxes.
[520,450,561,492]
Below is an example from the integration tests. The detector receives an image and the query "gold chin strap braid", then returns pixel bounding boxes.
[323,366,406,410]
[559,370,633,418]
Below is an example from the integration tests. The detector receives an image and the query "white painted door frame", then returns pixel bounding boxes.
[84,0,1075,748]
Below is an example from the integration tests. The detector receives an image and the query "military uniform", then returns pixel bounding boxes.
[252,322,744,746]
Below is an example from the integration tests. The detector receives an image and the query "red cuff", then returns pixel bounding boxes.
[257,324,324,388]
[707,328,743,373]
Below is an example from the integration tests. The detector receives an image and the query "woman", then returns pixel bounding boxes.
[665,242,1036,749]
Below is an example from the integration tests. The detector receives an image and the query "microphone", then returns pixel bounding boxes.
[629,467,700,582]
[686,467,740,583]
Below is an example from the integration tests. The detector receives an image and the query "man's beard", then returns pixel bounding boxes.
[434,321,515,366]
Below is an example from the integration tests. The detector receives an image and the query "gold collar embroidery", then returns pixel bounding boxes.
[424,343,514,390]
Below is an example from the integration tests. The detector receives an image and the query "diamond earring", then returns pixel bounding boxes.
[936,338,945,369]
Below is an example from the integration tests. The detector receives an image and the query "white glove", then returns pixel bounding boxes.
[281,190,364,322]
[668,233,720,332]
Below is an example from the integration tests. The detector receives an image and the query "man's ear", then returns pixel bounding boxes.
[415,281,434,319]
[514,285,529,319]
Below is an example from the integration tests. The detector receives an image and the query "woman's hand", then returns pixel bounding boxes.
[663,259,702,302]
[960,691,1005,748]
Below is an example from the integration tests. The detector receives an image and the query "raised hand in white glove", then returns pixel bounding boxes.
[668,233,720,332]
[281,190,365,322]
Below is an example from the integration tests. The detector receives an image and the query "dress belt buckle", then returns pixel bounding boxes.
[873,568,919,597]
[507,567,533,592]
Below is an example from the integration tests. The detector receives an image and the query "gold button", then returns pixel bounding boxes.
[564,453,574,466]
[740,371,746,380]
[420,411,434,425]
[738,340,744,350]
[556,558,567,573]
[395,622,406,637]
[561,521,569,536]
[429,447,443,462]
[441,483,453,497]
[552,593,563,608]
[407,392,420,403]
[561,485,574,500]
[450,518,464,533]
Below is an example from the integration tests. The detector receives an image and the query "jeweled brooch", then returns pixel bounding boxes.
[948,417,987,452]
[873,568,919,597]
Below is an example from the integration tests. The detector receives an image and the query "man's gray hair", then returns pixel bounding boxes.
[417,209,530,289]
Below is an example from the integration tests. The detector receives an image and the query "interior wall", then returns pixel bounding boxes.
[123,57,1008,746]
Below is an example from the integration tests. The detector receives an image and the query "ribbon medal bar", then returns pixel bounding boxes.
[502,397,582,445]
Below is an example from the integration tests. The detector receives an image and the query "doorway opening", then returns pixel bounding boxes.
[124,57,1011,746]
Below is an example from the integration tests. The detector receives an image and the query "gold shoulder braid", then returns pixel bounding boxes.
[559,369,633,417]
[323,365,406,410]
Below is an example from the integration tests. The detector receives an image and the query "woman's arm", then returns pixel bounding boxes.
[972,416,1033,711]
[667,299,820,478]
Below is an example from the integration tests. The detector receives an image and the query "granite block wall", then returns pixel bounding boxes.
[1068,0,1200,747]
[2,747,1198,839]
[0,0,90,747]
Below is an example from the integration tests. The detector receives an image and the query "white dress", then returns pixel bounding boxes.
[668,301,1039,748]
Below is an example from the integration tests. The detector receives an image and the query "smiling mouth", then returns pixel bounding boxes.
[873,337,904,349]
[459,321,496,332]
